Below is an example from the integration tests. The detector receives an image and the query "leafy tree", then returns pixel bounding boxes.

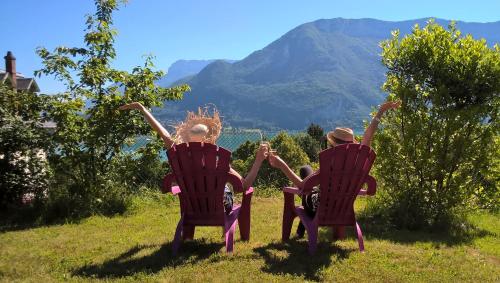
[231,132,309,188]
[293,133,321,162]
[471,135,500,211]
[371,20,500,229]
[0,84,51,210]
[306,123,327,150]
[261,132,310,187]
[35,0,189,217]
[307,123,324,143]
[232,140,259,161]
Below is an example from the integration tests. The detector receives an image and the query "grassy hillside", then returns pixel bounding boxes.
[1,194,498,282]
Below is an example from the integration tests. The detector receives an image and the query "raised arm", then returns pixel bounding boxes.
[230,143,269,189]
[241,144,269,189]
[268,153,304,188]
[119,102,175,148]
[361,100,401,147]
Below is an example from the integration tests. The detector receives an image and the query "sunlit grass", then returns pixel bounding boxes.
[0,195,498,282]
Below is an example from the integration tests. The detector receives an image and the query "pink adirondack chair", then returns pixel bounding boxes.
[162,142,253,254]
[282,143,377,254]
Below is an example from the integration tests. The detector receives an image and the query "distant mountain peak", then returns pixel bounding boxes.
[157,59,237,87]
[155,18,500,130]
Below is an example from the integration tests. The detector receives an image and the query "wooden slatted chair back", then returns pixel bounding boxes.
[315,143,376,226]
[167,142,232,225]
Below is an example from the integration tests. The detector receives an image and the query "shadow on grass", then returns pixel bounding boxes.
[356,214,496,247]
[0,206,50,233]
[0,208,123,234]
[0,194,170,233]
[73,240,224,279]
[254,239,355,281]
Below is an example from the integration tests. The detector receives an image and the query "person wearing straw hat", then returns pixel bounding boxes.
[119,102,269,214]
[268,100,400,237]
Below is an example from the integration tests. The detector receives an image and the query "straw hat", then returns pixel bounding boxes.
[173,106,222,144]
[326,127,357,145]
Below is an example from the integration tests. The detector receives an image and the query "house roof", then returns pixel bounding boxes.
[0,71,40,92]
[0,72,8,83]
[16,77,40,92]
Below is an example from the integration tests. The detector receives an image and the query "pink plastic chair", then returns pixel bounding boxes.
[162,142,253,254]
[282,143,377,254]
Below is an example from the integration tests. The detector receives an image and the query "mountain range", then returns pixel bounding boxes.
[157,59,237,87]
[155,18,500,131]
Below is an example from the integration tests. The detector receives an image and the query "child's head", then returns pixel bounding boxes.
[326,127,356,148]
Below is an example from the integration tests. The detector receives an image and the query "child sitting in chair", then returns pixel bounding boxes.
[268,100,400,237]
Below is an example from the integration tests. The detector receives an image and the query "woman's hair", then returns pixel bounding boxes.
[173,107,222,144]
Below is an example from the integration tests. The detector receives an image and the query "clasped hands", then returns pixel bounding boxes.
[255,142,287,170]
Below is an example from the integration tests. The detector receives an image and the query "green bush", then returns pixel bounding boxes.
[34,0,188,218]
[293,133,321,162]
[472,136,500,211]
[42,138,169,220]
[0,85,51,210]
[232,140,259,161]
[370,20,500,230]
[306,123,327,149]
[231,132,310,189]
[110,139,171,190]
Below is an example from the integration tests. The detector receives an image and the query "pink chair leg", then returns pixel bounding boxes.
[307,226,318,255]
[225,219,238,253]
[332,226,346,240]
[355,222,365,252]
[172,214,184,255]
[238,190,253,241]
[182,225,195,240]
[282,192,296,241]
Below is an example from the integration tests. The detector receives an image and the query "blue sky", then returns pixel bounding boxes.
[2,0,500,93]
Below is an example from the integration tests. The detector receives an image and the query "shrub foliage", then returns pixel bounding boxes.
[232,132,309,188]
[34,0,189,217]
[0,85,51,210]
[371,20,500,229]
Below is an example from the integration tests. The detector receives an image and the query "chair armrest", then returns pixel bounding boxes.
[171,186,181,195]
[226,171,245,193]
[301,172,321,195]
[358,175,377,196]
[283,187,298,216]
[282,170,320,195]
[162,173,180,195]
[283,187,302,195]
[244,186,254,196]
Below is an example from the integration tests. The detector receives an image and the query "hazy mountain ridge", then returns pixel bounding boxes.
[157,59,237,87]
[155,18,500,130]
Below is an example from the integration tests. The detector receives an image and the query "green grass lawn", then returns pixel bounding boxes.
[0,195,499,282]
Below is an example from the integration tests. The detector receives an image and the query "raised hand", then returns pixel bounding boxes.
[268,153,287,170]
[378,100,401,114]
[362,99,402,147]
[119,102,145,111]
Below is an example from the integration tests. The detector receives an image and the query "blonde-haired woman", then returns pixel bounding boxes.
[120,102,269,213]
